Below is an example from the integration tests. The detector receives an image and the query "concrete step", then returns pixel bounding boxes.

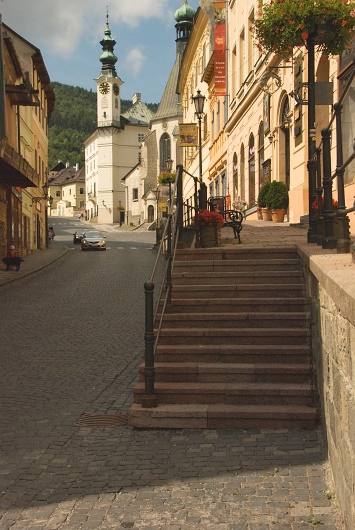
[175,247,300,261]
[133,381,314,406]
[159,312,309,329]
[172,270,304,285]
[155,344,311,364]
[162,297,308,313]
[173,259,301,272]
[139,362,312,384]
[157,327,309,346]
[129,403,318,429]
[171,283,305,299]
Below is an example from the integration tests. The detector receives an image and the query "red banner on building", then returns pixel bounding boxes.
[214,1,226,96]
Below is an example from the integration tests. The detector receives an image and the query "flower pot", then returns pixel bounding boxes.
[271,209,286,223]
[261,208,272,221]
[200,227,221,248]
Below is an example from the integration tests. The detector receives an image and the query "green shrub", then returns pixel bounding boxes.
[265,181,289,210]
[257,182,271,208]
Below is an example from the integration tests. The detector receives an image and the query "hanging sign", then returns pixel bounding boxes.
[179,123,198,147]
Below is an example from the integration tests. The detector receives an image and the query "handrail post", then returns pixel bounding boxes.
[315,147,324,246]
[334,102,351,253]
[321,128,336,249]
[142,281,157,408]
[176,165,183,243]
[166,213,172,305]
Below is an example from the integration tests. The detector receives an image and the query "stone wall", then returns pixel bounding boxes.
[298,246,355,530]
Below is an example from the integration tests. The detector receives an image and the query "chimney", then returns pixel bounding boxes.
[132,93,141,104]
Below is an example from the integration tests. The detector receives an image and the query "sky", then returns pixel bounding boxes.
[0,0,199,104]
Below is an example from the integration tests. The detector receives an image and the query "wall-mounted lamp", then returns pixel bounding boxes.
[102,200,105,206]
[268,132,275,144]
[32,181,52,204]
[282,117,291,129]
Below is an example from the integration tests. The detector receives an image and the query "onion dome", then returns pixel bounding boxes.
[99,11,118,77]
[174,0,195,24]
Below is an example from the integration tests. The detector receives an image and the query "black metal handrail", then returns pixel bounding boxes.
[142,166,184,408]
[141,163,206,408]
[312,58,355,253]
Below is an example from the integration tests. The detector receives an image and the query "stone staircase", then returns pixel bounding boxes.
[129,246,318,429]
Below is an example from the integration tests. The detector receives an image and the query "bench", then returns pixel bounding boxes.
[207,197,243,243]
[219,209,243,243]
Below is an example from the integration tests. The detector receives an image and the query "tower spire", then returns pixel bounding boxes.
[99,8,118,77]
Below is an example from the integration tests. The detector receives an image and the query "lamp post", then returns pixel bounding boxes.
[306,35,318,243]
[155,186,160,245]
[165,157,173,211]
[192,90,207,210]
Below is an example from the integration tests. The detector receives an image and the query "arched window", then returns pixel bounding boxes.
[248,134,256,205]
[159,133,171,172]
[240,144,245,202]
[258,122,265,189]
[233,152,238,201]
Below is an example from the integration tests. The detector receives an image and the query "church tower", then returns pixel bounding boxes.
[95,10,123,126]
[175,0,196,55]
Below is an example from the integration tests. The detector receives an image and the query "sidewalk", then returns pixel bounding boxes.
[0,241,68,287]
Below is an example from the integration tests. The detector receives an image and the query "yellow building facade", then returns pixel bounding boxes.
[0,19,54,258]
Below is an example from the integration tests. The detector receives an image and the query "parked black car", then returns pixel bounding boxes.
[73,229,86,244]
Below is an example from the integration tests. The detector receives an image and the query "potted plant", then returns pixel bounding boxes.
[265,180,289,223]
[253,0,355,58]
[257,181,272,221]
[194,209,225,247]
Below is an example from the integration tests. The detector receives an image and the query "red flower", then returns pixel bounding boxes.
[194,209,225,229]
[312,196,338,210]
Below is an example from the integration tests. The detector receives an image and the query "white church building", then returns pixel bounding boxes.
[84,13,153,225]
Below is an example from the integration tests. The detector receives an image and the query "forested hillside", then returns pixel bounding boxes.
[48,82,158,169]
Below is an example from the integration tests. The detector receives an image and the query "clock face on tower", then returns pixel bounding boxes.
[113,83,120,95]
[99,81,110,94]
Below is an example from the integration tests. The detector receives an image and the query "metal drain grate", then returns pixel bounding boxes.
[76,412,128,428]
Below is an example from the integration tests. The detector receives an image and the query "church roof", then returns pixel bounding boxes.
[122,99,154,125]
[151,52,182,121]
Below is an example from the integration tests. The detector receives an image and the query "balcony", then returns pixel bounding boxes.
[0,138,40,187]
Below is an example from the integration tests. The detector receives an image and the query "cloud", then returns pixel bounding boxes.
[1,0,174,56]
[125,47,145,77]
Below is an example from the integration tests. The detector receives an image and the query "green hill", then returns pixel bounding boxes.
[48,82,158,169]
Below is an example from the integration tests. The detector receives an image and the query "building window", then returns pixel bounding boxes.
[159,133,171,171]
[56,190,60,197]
[133,188,138,201]
[248,134,256,206]
[80,187,84,195]
[138,133,145,142]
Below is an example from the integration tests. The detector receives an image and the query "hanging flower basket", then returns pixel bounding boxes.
[158,171,177,185]
[253,0,355,58]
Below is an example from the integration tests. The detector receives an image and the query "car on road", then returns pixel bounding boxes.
[73,229,86,244]
[81,230,106,251]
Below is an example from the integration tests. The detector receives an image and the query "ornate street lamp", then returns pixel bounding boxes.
[192,90,205,185]
[192,90,207,211]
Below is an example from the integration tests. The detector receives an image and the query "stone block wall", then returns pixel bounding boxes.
[299,246,355,530]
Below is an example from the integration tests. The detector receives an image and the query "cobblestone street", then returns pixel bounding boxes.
[0,227,345,529]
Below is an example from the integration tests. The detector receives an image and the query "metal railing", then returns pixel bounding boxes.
[141,164,206,407]
[313,57,355,253]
